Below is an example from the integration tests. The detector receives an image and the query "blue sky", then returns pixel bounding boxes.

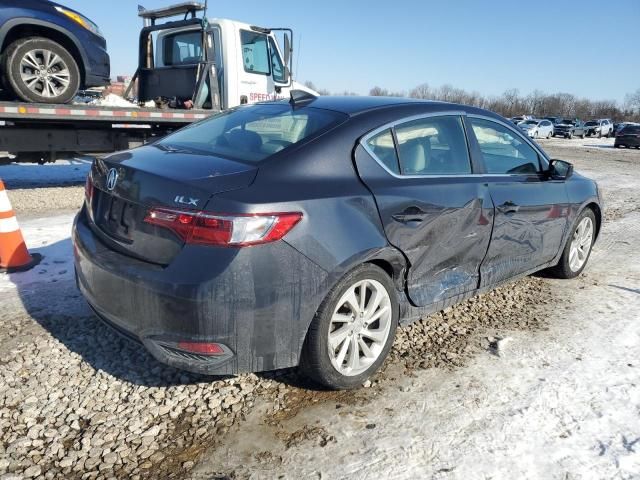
[59,0,639,103]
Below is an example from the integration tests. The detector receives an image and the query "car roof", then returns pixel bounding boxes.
[273,95,454,115]
[255,95,510,123]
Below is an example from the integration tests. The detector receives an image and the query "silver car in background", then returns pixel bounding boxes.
[518,119,554,139]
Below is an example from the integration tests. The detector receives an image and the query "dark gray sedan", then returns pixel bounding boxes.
[73,94,602,389]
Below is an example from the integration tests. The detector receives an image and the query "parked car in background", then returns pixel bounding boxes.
[73,95,602,389]
[553,119,587,139]
[519,119,554,139]
[510,115,533,125]
[614,124,640,149]
[614,122,640,135]
[0,0,110,103]
[544,116,562,125]
[584,119,613,137]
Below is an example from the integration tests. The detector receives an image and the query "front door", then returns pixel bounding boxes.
[466,116,570,287]
[354,114,494,307]
[236,29,288,105]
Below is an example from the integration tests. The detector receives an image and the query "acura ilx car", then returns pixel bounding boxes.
[73,94,602,389]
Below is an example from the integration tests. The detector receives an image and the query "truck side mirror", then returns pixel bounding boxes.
[283,33,291,66]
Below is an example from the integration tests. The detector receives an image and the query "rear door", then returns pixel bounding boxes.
[354,113,494,307]
[466,116,570,287]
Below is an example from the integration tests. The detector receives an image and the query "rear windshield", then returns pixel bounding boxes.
[156,103,347,162]
[621,126,640,133]
[522,120,538,125]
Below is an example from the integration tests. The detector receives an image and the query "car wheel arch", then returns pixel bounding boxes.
[584,202,602,240]
[0,19,87,87]
[295,249,407,362]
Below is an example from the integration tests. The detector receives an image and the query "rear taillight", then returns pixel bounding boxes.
[144,208,302,247]
[85,176,94,203]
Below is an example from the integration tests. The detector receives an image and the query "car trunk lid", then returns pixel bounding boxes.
[87,145,257,264]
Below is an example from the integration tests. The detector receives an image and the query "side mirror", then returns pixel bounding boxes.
[283,33,291,66]
[549,159,574,180]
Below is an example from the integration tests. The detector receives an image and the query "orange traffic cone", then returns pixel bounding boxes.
[0,179,41,273]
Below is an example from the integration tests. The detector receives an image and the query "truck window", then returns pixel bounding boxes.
[268,37,285,83]
[163,31,203,66]
[241,30,270,75]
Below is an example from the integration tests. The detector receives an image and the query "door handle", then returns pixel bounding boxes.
[392,206,427,223]
[392,214,425,223]
[497,201,519,214]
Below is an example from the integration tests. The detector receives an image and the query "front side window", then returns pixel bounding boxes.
[394,116,471,175]
[469,118,541,174]
[268,37,286,83]
[240,30,270,75]
[156,103,346,163]
[163,31,202,65]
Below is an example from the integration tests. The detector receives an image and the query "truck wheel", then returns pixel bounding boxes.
[300,264,399,390]
[550,209,596,279]
[3,37,80,104]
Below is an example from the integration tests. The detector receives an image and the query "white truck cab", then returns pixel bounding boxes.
[134,2,314,110]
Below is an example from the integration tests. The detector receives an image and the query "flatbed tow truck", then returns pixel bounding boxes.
[0,2,307,163]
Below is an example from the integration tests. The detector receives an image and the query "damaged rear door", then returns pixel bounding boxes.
[354,113,494,307]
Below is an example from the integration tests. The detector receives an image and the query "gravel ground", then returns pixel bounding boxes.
[0,139,638,479]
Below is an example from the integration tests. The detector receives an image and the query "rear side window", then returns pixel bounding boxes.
[394,116,471,175]
[469,118,541,174]
[156,103,346,162]
[622,126,640,134]
[241,30,269,75]
[163,31,202,65]
[365,129,400,174]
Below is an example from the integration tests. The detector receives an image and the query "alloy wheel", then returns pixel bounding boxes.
[19,49,71,99]
[569,217,594,272]
[328,279,392,376]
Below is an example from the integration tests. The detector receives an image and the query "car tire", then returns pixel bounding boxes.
[568,131,573,139]
[550,208,596,279]
[597,131,602,138]
[580,132,585,139]
[547,131,552,139]
[299,264,399,390]
[3,37,80,104]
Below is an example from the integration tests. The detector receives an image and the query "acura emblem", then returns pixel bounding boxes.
[106,168,118,191]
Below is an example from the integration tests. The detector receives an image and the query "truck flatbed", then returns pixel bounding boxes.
[0,101,216,163]
[0,101,212,124]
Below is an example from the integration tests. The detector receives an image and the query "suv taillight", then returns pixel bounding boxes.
[144,208,302,247]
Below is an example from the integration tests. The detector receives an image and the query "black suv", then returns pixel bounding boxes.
[553,119,587,139]
[0,0,110,103]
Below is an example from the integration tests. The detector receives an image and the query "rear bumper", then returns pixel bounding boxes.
[73,207,329,375]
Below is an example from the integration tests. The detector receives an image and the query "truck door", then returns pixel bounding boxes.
[236,29,287,105]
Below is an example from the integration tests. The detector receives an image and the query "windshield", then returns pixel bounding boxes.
[156,103,347,162]
[561,119,574,124]
[585,121,598,126]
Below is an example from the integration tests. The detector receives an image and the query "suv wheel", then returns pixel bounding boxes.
[300,264,399,389]
[3,37,80,104]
